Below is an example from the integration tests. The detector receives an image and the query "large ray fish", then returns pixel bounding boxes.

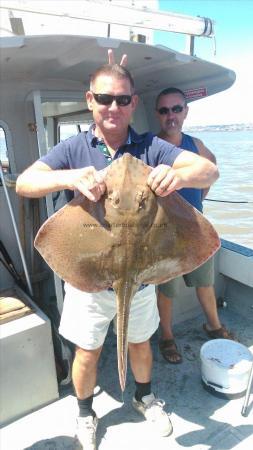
[34,154,220,390]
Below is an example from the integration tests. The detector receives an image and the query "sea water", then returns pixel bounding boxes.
[193,130,253,249]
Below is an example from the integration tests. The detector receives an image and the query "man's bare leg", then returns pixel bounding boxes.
[72,346,102,399]
[157,290,181,363]
[196,286,221,331]
[157,290,174,340]
[128,340,152,382]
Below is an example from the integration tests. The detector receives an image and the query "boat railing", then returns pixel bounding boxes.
[0,0,215,56]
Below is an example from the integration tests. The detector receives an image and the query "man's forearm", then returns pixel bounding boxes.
[16,163,107,202]
[16,168,73,198]
[174,160,219,189]
[172,150,219,189]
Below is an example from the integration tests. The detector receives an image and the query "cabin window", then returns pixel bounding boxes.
[41,100,92,148]
[58,121,92,141]
[0,126,9,173]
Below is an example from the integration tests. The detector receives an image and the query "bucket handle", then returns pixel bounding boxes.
[205,379,227,390]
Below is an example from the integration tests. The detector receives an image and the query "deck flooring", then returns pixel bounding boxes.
[1,307,253,450]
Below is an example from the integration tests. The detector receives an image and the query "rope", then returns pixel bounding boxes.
[205,198,253,204]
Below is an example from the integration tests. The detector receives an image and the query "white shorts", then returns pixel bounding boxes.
[59,283,159,350]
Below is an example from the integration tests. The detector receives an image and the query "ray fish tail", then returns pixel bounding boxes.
[113,279,139,391]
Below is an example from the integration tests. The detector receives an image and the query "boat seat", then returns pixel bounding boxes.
[0,289,34,324]
[0,287,59,426]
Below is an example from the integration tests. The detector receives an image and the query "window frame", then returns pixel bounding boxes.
[0,120,16,173]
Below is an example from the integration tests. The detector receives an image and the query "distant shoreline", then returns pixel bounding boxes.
[184,123,253,132]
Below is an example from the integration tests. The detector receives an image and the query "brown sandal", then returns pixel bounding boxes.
[159,339,182,364]
[203,323,237,341]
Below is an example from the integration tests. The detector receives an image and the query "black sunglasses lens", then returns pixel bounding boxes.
[158,107,169,115]
[158,105,184,115]
[116,95,132,106]
[94,94,113,105]
[93,93,132,106]
[172,105,184,113]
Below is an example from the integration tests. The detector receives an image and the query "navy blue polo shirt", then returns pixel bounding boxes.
[40,125,184,292]
[39,125,183,172]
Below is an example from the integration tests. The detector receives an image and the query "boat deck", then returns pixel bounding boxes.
[1,306,253,450]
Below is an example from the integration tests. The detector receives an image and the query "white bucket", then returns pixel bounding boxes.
[200,339,253,398]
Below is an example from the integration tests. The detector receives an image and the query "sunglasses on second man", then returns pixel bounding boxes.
[92,93,133,107]
[157,105,185,115]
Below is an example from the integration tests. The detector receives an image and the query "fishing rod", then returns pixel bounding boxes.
[0,160,33,297]
[0,240,29,293]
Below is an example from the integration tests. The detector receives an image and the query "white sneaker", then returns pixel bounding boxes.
[75,415,98,450]
[132,393,173,437]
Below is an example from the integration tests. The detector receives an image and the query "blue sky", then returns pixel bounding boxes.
[155,0,253,126]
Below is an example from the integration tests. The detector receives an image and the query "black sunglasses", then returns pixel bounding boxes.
[92,93,133,106]
[157,105,185,115]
